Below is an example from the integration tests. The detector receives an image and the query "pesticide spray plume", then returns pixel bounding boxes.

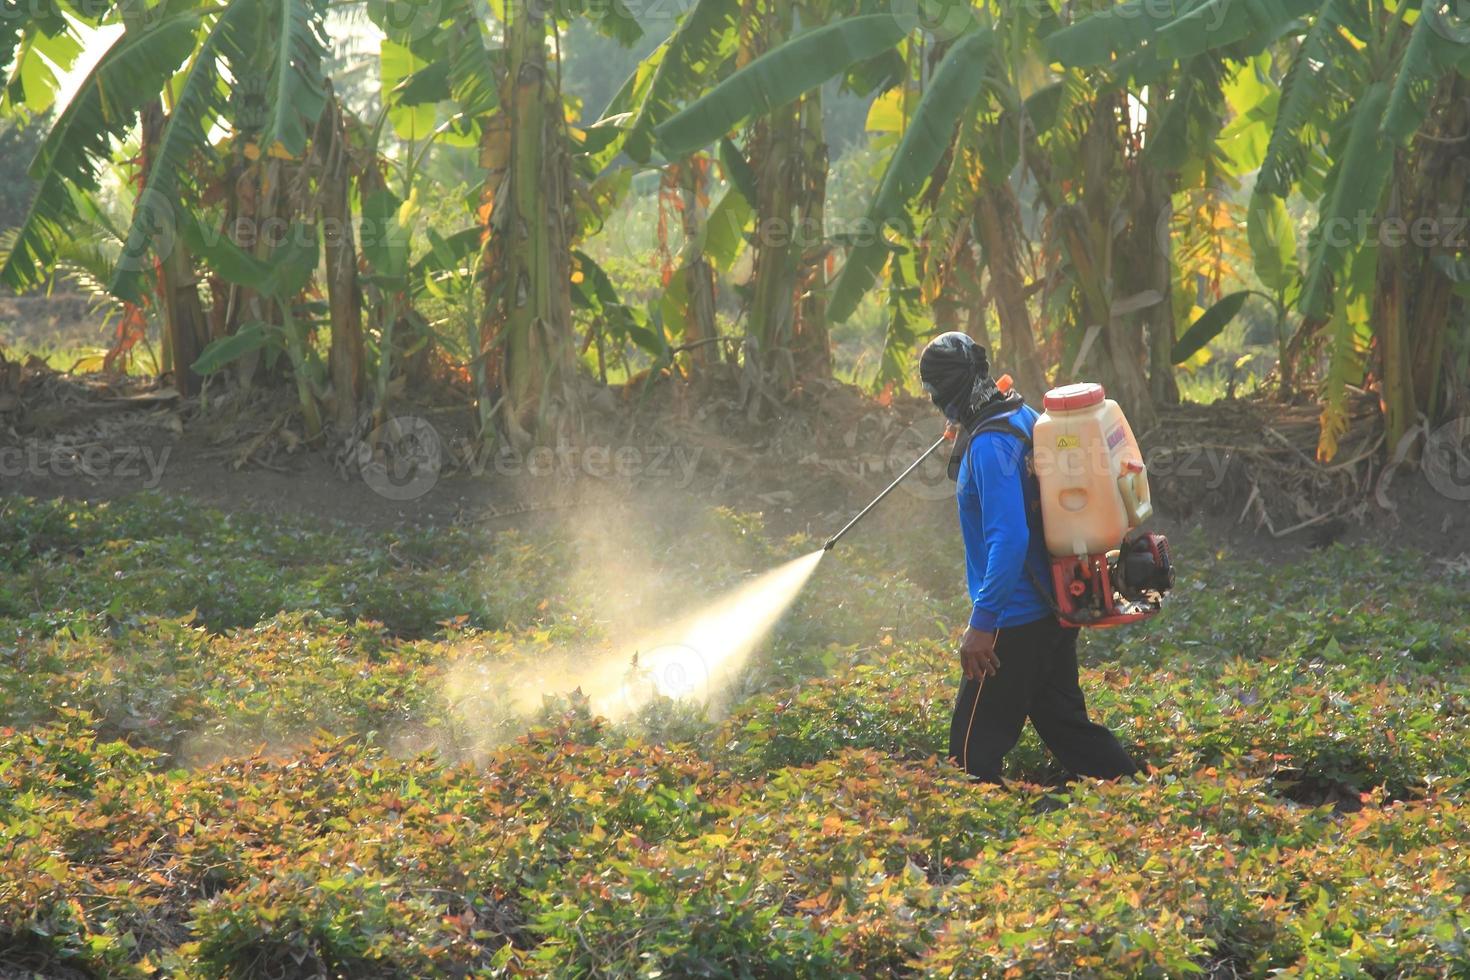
[592,424,949,715]
[441,548,828,743]
[434,430,950,757]
[578,548,827,719]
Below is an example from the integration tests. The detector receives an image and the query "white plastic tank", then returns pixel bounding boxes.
[1031,383,1152,558]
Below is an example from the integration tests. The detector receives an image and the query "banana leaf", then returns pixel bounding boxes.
[655,14,908,159]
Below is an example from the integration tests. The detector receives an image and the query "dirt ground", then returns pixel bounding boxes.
[0,349,1466,563]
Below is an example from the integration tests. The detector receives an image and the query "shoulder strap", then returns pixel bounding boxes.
[946,396,1031,481]
[970,416,1032,448]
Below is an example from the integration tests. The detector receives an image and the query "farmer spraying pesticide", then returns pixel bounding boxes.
[917,333,1141,784]
[821,332,1173,783]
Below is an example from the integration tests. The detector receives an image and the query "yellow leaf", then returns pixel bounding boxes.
[865,88,907,134]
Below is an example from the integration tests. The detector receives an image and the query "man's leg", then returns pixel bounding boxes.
[1029,623,1139,780]
[947,618,1051,782]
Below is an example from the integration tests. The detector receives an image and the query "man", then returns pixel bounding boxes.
[918,332,1138,785]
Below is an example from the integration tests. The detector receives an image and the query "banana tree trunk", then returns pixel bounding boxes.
[316,91,364,433]
[1406,75,1469,423]
[1370,149,1417,452]
[790,91,831,381]
[140,101,207,396]
[1135,167,1178,405]
[747,100,801,394]
[479,0,576,446]
[975,182,1048,402]
[1374,210,1414,452]
[678,159,718,375]
[1076,95,1154,428]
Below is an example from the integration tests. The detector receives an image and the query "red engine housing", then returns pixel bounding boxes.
[1049,533,1172,629]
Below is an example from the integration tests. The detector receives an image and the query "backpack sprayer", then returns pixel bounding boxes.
[824,382,1174,629]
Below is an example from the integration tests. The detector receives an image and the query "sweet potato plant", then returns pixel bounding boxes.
[1,495,1467,976]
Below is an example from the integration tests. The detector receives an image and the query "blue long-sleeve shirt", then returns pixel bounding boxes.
[956,403,1055,632]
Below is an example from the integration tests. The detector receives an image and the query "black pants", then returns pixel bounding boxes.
[948,614,1138,783]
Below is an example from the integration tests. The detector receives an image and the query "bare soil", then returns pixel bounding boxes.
[1,349,1466,563]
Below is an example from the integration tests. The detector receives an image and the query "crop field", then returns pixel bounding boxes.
[1,495,1467,977]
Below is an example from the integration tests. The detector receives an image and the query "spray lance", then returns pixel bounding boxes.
[823,432,952,552]
[823,372,1014,552]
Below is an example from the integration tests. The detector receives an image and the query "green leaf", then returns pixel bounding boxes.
[617,0,739,164]
[717,136,757,206]
[1257,0,1349,196]
[265,224,319,298]
[192,322,274,374]
[181,214,275,293]
[382,39,437,140]
[1045,0,1182,68]
[262,0,328,156]
[1156,0,1320,60]
[109,0,268,302]
[412,227,480,281]
[393,60,451,105]
[4,25,84,116]
[704,186,753,273]
[655,14,910,159]
[1171,290,1249,363]
[828,27,994,323]
[0,0,201,294]
[361,190,413,283]
[1247,192,1298,293]
[1300,82,1394,317]
[1144,56,1226,172]
[447,25,500,118]
[1381,9,1470,145]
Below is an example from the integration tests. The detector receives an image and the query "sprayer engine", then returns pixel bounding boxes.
[1049,532,1173,629]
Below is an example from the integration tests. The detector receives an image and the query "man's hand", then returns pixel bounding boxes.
[960,626,1000,682]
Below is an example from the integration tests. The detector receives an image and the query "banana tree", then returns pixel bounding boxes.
[186,216,325,435]
[373,0,646,445]
[656,4,1071,403]
[594,0,740,384]
[1039,0,1302,422]
[656,8,911,399]
[1112,0,1470,457]
[654,3,1132,409]
[0,0,336,400]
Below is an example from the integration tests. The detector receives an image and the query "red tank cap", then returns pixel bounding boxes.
[1043,382,1106,412]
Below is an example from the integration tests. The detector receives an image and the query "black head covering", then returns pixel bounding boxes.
[919,332,992,426]
[919,332,1027,480]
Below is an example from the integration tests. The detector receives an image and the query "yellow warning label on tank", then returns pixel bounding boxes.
[1055,435,1081,449]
